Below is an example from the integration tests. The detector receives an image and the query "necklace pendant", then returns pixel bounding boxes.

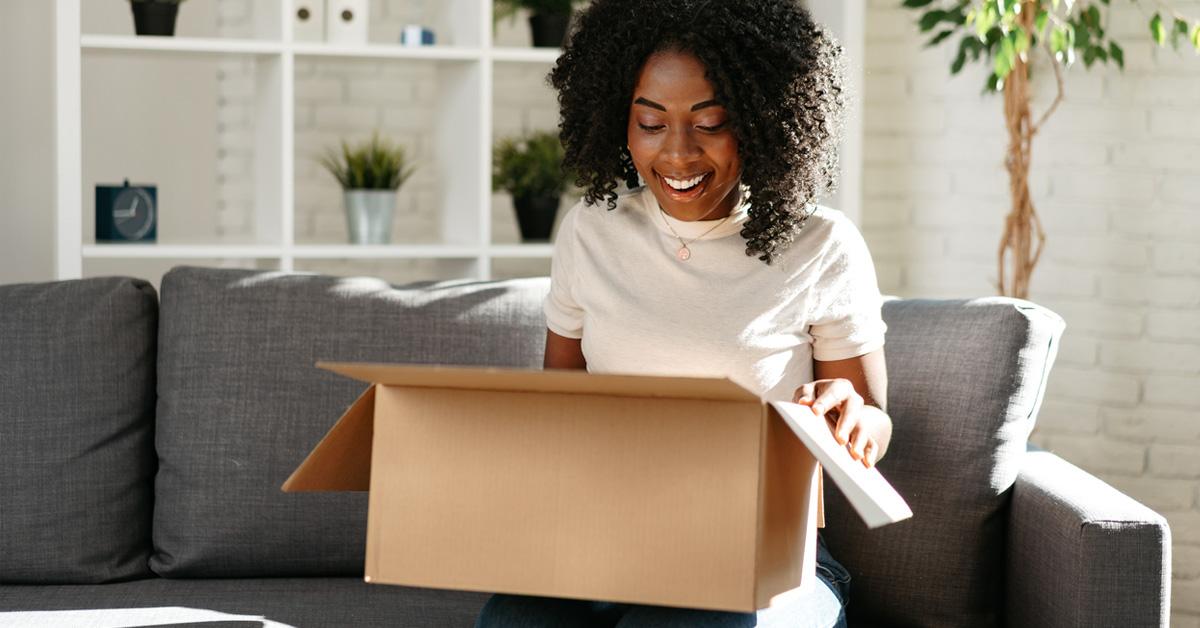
[677,246,691,261]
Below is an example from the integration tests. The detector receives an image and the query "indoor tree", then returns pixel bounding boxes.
[902,0,1200,298]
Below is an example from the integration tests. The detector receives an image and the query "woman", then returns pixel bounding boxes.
[477,0,891,625]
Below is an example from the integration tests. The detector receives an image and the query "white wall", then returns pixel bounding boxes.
[806,0,865,224]
[0,0,225,286]
[863,0,1200,621]
[0,1,55,284]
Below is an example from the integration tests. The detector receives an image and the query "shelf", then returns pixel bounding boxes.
[79,243,555,260]
[79,35,491,62]
[81,34,284,56]
[82,244,283,258]
[292,43,481,61]
[292,244,480,258]
[489,47,562,63]
[488,244,553,257]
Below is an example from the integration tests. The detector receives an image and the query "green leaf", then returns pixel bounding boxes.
[1013,25,1030,57]
[951,36,971,74]
[927,29,956,47]
[1035,9,1049,35]
[1174,18,1190,50]
[1109,41,1124,69]
[918,9,946,32]
[985,72,1004,94]
[1192,23,1200,53]
[1150,13,1166,46]
[901,0,935,7]
[976,5,997,39]
[995,32,1016,77]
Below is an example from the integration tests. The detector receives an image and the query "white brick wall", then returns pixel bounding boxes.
[216,0,561,281]
[864,0,1200,621]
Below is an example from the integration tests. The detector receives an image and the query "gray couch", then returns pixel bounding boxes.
[0,265,1170,627]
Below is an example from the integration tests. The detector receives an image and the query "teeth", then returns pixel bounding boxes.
[664,173,706,190]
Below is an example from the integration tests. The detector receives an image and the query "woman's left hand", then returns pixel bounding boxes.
[793,378,885,468]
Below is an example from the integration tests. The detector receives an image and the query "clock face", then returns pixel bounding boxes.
[112,188,155,240]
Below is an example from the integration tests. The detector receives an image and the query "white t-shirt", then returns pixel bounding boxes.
[543,183,887,402]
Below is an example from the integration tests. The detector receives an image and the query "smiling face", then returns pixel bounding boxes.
[627,49,742,222]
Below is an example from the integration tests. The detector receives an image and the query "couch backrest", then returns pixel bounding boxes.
[150,266,550,577]
[823,297,1064,628]
[0,276,158,584]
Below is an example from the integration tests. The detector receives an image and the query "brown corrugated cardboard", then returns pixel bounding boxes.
[284,361,910,612]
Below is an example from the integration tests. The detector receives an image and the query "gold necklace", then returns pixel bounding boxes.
[657,204,732,261]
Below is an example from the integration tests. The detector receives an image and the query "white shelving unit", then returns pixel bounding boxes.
[54,0,863,283]
[54,0,560,281]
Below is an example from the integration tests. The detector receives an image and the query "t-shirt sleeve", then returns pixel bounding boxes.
[542,202,585,339]
[808,213,888,361]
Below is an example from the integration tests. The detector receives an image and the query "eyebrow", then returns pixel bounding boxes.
[634,97,721,112]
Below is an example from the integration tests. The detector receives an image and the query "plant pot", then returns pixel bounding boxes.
[344,189,396,244]
[528,12,570,48]
[131,2,180,37]
[513,193,560,242]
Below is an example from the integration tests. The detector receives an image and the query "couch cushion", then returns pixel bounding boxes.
[822,297,1064,628]
[0,578,489,627]
[0,276,158,583]
[151,266,549,577]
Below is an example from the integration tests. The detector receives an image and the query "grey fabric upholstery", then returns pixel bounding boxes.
[151,266,549,578]
[1006,446,1171,628]
[0,578,489,627]
[0,276,157,584]
[821,297,1065,628]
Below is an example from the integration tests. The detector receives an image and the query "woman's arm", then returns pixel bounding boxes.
[794,347,891,467]
[544,328,587,370]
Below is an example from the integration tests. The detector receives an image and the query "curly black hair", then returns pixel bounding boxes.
[547,0,847,264]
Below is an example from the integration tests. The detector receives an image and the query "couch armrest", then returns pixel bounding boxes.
[1006,446,1171,628]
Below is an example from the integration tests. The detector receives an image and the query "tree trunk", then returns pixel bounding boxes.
[998,1,1047,299]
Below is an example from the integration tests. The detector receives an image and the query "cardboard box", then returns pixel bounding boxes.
[283,361,911,612]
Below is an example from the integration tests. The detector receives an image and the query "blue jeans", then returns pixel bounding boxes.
[474,532,850,628]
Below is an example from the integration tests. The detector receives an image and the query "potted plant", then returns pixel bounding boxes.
[320,132,417,245]
[493,130,574,242]
[901,0,1200,298]
[128,0,187,37]
[494,0,580,47]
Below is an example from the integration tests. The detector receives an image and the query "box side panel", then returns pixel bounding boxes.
[754,407,821,609]
[367,386,763,612]
[281,383,374,492]
[364,384,390,582]
[315,361,759,402]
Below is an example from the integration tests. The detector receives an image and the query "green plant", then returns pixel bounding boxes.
[494,0,579,25]
[902,0,1199,298]
[492,130,574,200]
[319,132,417,191]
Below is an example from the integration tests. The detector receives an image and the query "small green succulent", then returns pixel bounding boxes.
[493,130,574,200]
[320,132,417,191]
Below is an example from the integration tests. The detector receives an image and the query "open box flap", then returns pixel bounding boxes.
[769,401,913,529]
[316,360,760,402]
[282,383,376,492]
